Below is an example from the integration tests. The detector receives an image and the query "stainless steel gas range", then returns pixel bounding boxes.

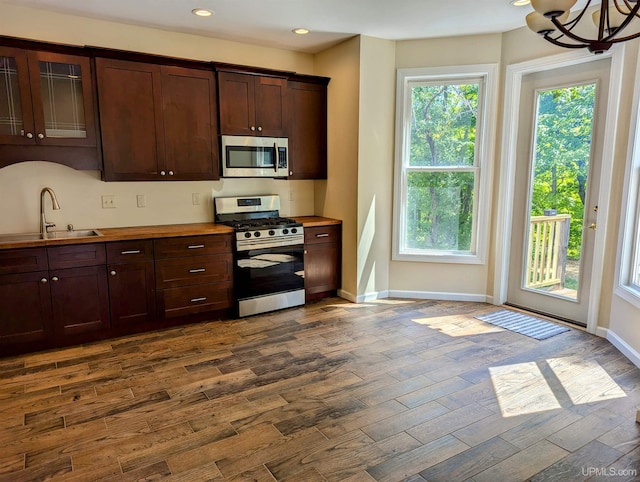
[214,195,305,317]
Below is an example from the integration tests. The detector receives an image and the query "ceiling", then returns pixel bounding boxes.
[0,0,547,53]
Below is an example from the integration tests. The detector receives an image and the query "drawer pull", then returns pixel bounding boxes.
[190,297,207,303]
[189,268,206,273]
[188,244,205,249]
[316,233,330,238]
[121,250,141,255]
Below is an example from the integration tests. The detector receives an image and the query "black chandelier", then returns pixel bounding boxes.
[526,0,640,54]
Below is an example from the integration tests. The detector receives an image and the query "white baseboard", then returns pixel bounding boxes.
[387,290,491,303]
[599,327,640,369]
[347,290,490,304]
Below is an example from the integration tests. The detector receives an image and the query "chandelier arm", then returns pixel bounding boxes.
[551,16,597,45]
[601,1,640,42]
[609,30,640,43]
[619,0,640,18]
[542,34,589,49]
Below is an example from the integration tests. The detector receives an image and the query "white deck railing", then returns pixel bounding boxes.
[526,214,571,289]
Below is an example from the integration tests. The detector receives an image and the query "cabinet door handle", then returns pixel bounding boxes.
[37,133,45,139]
[316,233,330,238]
[258,126,263,132]
[40,277,48,284]
[188,244,205,249]
[250,126,256,131]
[189,268,206,273]
[190,297,207,303]
[110,270,117,276]
[26,132,34,139]
[168,171,174,176]
[51,276,59,282]
[160,170,166,176]
[121,250,141,255]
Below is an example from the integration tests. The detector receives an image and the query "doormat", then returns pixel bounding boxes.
[475,309,570,340]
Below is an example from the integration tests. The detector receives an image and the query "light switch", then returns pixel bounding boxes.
[136,194,146,208]
[101,195,116,209]
[192,193,201,205]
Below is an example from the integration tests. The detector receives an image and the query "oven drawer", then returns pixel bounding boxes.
[154,234,233,259]
[157,281,233,318]
[155,254,233,289]
[304,225,341,245]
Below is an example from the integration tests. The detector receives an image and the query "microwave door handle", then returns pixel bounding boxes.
[274,142,278,173]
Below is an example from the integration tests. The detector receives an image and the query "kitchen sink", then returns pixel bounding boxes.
[0,232,44,243]
[48,229,103,239]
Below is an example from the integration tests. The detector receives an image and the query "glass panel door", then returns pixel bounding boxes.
[0,56,25,136]
[0,48,34,145]
[507,58,609,326]
[38,60,87,139]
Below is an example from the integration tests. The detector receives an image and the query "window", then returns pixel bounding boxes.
[393,65,497,263]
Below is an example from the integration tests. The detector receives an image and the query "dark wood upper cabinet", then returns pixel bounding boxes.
[96,57,219,181]
[218,71,288,137]
[288,79,328,180]
[0,43,100,170]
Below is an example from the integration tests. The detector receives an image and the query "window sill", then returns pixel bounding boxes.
[614,285,640,310]
[393,251,485,265]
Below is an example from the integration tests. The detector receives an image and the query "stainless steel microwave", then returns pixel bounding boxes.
[221,135,289,178]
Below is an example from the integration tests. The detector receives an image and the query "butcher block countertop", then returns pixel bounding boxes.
[0,216,341,250]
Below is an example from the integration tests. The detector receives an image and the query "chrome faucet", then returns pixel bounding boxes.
[40,187,61,238]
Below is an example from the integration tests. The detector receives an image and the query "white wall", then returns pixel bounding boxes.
[314,37,361,300]
[0,4,317,234]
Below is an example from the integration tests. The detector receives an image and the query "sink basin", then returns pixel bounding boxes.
[0,232,44,243]
[47,229,102,239]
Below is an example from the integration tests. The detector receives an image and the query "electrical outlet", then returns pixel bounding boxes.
[101,195,116,209]
[288,190,294,201]
[136,194,146,208]
[192,193,201,205]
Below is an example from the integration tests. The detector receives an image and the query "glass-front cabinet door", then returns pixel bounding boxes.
[0,47,96,146]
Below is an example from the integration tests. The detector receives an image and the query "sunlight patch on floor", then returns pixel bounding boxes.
[413,315,505,337]
[489,362,561,417]
[547,356,627,404]
[490,357,626,418]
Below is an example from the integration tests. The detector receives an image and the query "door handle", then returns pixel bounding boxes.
[588,223,596,230]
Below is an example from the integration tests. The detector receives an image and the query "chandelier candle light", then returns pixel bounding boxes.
[526,0,640,54]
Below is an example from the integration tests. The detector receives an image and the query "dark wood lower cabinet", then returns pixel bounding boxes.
[304,225,342,301]
[108,261,156,328]
[50,265,111,338]
[0,224,340,356]
[0,270,53,346]
[106,240,156,329]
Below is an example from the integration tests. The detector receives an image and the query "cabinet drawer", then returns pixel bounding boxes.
[154,234,233,259]
[157,281,233,318]
[0,247,48,275]
[48,243,106,270]
[155,254,233,289]
[107,240,154,264]
[304,225,341,245]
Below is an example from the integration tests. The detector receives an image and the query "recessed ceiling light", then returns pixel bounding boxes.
[192,8,214,17]
[292,28,310,35]
[510,0,530,5]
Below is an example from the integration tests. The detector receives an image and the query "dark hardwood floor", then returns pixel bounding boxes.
[1,298,639,481]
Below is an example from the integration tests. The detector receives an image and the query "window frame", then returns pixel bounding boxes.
[392,64,498,264]
[616,49,640,307]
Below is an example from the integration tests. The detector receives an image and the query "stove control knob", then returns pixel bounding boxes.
[244,232,252,239]
[269,230,275,236]
[282,228,289,235]
[291,228,298,234]
[254,231,261,237]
